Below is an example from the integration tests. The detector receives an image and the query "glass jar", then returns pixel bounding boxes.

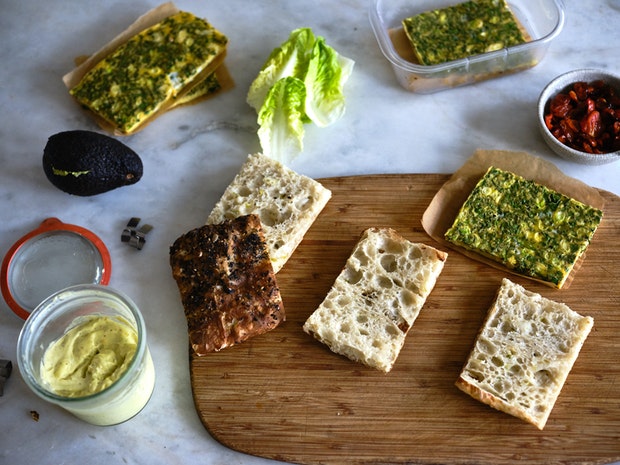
[16,284,155,426]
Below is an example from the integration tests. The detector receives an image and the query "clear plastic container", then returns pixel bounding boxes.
[369,0,565,93]
[16,284,155,426]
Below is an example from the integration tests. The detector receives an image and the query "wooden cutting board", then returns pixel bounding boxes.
[190,174,620,465]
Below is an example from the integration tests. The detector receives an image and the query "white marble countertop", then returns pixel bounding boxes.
[1,1,618,464]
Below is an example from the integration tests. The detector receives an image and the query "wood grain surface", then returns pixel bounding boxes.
[190,174,620,465]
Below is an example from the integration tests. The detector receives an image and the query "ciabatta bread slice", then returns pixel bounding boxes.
[303,227,447,373]
[170,214,285,355]
[456,278,594,429]
[207,153,331,273]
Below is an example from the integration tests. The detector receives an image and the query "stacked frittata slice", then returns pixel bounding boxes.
[68,8,229,134]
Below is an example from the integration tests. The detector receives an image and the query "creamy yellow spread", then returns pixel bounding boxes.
[41,316,138,398]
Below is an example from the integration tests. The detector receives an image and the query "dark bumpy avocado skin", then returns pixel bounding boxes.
[43,130,143,196]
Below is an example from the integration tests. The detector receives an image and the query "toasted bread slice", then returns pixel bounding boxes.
[169,214,285,355]
[456,278,593,429]
[303,227,447,373]
[207,153,331,273]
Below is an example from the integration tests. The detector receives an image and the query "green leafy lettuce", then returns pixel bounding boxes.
[247,27,354,163]
[257,77,306,161]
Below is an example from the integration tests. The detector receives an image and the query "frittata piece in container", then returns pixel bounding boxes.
[402,0,526,66]
[445,167,602,288]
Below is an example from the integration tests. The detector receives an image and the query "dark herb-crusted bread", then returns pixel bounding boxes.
[170,214,285,355]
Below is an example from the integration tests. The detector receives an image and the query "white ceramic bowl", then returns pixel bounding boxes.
[537,68,620,165]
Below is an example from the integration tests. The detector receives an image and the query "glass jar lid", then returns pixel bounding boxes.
[1,218,111,320]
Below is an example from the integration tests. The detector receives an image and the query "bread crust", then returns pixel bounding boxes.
[170,214,285,355]
[455,374,547,429]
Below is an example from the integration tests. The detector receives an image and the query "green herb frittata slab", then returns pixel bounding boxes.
[70,11,228,134]
[444,167,603,288]
[402,0,526,66]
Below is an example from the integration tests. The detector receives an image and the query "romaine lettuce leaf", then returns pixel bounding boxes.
[304,37,355,128]
[257,76,307,163]
[248,27,355,162]
[247,28,316,112]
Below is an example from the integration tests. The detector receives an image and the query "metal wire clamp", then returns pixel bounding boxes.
[121,217,153,250]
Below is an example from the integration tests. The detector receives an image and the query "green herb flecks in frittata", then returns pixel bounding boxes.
[445,167,602,287]
[402,0,526,65]
[70,11,227,133]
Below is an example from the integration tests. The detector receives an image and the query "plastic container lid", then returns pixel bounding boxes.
[1,218,111,320]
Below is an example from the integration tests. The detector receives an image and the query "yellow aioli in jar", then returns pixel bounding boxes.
[41,315,137,397]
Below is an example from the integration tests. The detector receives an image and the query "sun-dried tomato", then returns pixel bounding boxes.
[572,81,590,100]
[544,79,620,154]
[581,110,602,139]
[544,113,554,130]
[568,89,579,102]
[549,93,572,118]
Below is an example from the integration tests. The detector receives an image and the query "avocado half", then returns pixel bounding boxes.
[43,130,143,196]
